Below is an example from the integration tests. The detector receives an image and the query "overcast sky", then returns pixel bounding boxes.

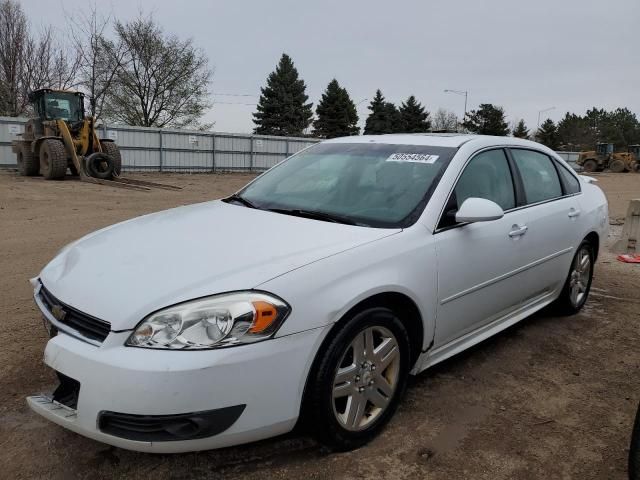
[22,0,640,134]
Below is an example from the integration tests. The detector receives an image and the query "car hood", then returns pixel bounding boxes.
[39,200,398,331]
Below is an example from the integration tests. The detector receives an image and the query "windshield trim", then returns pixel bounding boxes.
[236,142,459,229]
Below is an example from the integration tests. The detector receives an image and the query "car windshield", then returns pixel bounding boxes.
[237,142,457,228]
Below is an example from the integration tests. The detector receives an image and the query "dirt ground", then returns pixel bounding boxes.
[0,170,639,480]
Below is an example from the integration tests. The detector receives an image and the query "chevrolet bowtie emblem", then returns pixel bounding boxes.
[51,304,67,322]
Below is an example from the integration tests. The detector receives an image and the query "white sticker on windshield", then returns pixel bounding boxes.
[386,153,439,164]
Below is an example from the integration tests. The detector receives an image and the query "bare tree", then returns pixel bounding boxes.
[0,0,28,115]
[21,27,80,100]
[104,14,212,128]
[69,5,127,119]
[432,108,459,131]
[0,0,79,116]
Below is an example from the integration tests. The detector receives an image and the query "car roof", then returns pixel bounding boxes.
[324,133,544,149]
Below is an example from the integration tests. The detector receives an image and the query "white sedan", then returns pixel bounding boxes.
[28,134,608,453]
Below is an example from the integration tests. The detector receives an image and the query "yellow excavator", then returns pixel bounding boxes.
[11,88,179,191]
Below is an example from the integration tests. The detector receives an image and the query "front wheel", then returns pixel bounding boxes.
[40,139,68,180]
[100,141,122,176]
[552,240,594,315]
[610,159,626,173]
[304,308,410,451]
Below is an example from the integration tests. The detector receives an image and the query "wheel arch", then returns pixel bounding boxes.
[296,290,424,428]
[584,231,600,261]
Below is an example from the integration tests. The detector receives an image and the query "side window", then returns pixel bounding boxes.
[556,163,581,194]
[455,149,515,210]
[439,149,515,228]
[511,149,562,204]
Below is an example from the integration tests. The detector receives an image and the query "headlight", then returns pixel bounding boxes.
[126,292,290,350]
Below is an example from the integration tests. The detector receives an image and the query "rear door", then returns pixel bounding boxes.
[507,148,583,298]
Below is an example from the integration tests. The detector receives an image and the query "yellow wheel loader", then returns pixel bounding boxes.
[576,142,635,173]
[11,89,179,191]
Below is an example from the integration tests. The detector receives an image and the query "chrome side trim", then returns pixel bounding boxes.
[440,246,573,305]
[33,283,102,347]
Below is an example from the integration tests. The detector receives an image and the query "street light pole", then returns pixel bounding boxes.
[444,89,469,120]
[537,106,556,129]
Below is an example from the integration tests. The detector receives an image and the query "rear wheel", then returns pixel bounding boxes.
[610,159,626,173]
[582,159,597,173]
[40,139,68,180]
[17,144,39,176]
[304,307,410,451]
[552,240,594,315]
[100,141,122,176]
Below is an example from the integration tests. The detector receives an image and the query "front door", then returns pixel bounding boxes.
[433,148,530,347]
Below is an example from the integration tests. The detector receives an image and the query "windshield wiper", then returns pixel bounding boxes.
[266,208,359,226]
[224,193,257,209]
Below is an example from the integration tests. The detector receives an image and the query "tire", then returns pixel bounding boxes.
[85,152,114,180]
[17,144,39,176]
[303,307,410,451]
[40,139,68,180]
[630,402,640,480]
[582,159,598,173]
[100,141,122,176]
[552,240,594,315]
[610,159,626,173]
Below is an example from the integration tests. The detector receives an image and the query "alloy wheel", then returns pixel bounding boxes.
[569,247,591,307]
[331,326,400,431]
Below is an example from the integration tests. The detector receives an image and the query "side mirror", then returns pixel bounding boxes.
[455,197,504,223]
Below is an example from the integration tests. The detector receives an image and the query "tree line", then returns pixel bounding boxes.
[253,53,640,151]
[0,0,212,128]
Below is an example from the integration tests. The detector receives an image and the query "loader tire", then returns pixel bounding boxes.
[85,152,114,180]
[582,159,597,173]
[100,141,122,176]
[17,144,39,176]
[609,159,626,173]
[40,139,68,180]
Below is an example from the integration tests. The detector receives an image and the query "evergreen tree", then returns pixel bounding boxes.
[512,119,529,139]
[253,53,313,136]
[364,90,402,134]
[536,118,559,149]
[312,79,359,138]
[399,95,430,132]
[462,103,510,136]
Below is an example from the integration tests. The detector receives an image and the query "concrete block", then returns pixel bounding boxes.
[612,199,640,253]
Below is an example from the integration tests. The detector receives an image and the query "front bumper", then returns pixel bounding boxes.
[27,326,328,453]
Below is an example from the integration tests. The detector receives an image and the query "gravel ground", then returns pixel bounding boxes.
[0,170,638,480]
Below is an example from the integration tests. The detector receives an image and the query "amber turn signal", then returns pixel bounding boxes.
[250,301,278,333]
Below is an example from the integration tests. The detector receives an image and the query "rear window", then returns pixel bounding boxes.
[556,163,581,194]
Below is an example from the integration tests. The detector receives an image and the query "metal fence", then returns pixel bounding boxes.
[555,151,582,171]
[0,116,319,172]
[0,116,582,172]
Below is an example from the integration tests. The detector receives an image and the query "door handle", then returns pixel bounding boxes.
[568,208,581,218]
[509,224,528,237]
